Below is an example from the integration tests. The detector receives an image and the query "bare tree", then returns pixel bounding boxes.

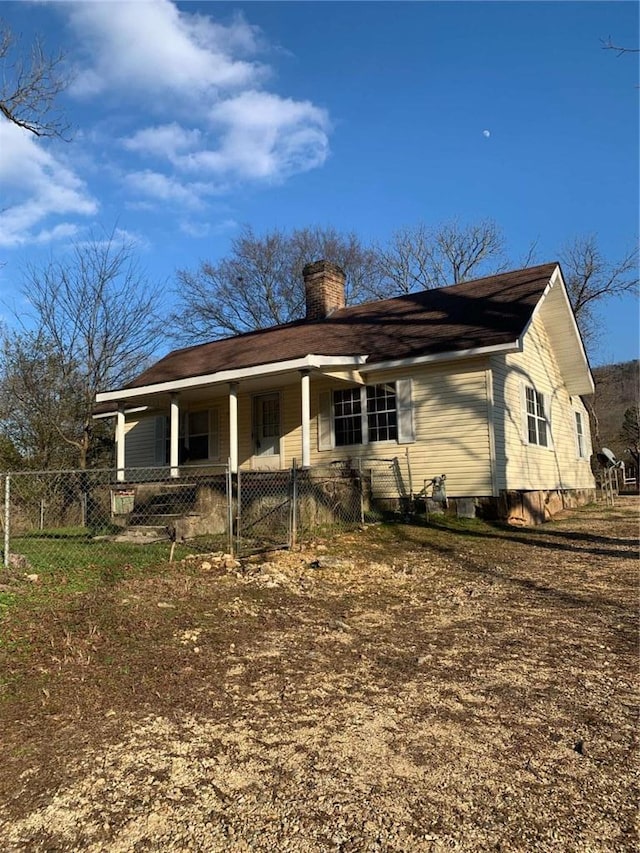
[5,231,165,468]
[620,404,640,468]
[0,331,83,469]
[373,219,507,297]
[173,225,380,342]
[0,20,70,138]
[558,235,639,351]
[601,36,639,57]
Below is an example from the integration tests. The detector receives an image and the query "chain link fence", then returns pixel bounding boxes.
[2,466,231,574]
[2,458,411,569]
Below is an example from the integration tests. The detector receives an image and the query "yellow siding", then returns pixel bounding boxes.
[491,313,595,491]
[275,361,494,497]
[123,326,594,497]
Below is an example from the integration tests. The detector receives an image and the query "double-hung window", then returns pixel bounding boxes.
[154,408,220,464]
[334,388,363,447]
[366,384,398,442]
[334,384,397,447]
[186,410,210,461]
[524,385,550,447]
[575,410,586,459]
[325,381,411,449]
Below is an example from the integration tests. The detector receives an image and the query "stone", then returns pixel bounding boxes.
[309,556,354,570]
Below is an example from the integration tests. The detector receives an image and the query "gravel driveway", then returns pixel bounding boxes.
[0,498,637,852]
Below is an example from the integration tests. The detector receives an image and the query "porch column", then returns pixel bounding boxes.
[170,393,180,478]
[229,382,239,474]
[116,404,126,483]
[300,369,311,468]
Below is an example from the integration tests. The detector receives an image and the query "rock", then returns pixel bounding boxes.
[25,573,39,583]
[200,561,212,571]
[329,619,351,632]
[157,601,175,609]
[309,556,354,570]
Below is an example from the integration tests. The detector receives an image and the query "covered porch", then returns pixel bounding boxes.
[96,355,368,482]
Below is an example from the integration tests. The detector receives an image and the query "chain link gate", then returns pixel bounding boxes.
[234,461,378,556]
[235,468,294,555]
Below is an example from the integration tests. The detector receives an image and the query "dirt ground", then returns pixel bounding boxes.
[0,498,637,852]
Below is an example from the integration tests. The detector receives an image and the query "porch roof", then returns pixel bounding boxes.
[98,264,560,407]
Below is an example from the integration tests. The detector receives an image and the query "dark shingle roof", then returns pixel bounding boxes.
[123,263,557,390]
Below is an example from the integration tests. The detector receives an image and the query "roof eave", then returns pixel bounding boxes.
[360,341,521,373]
[533,265,595,396]
[96,354,369,404]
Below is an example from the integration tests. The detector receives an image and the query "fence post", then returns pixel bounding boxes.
[236,467,242,557]
[226,461,234,557]
[4,473,10,568]
[290,459,298,549]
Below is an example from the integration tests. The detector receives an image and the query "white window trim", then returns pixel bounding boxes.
[320,380,414,451]
[574,409,588,460]
[155,407,220,465]
[187,407,220,463]
[521,383,553,450]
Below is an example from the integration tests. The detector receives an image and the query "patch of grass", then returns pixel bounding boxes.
[20,526,93,540]
[0,590,17,613]
[0,532,229,619]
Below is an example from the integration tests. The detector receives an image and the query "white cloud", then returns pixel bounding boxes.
[122,92,330,193]
[122,124,202,160]
[0,121,98,248]
[206,91,330,180]
[68,1,331,205]
[33,223,81,244]
[68,0,264,100]
[125,169,216,209]
[1,1,332,249]
[179,217,239,238]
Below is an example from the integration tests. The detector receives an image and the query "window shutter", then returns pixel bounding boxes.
[521,382,530,445]
[154,415,167,465]
[584,410,593,458]
[210,408,220,459]
[544,393,553,449]
[318,390,334,451]
[183,411,190,451]
[396,379,415,444]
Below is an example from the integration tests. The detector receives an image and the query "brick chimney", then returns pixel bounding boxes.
[302,260,346,321]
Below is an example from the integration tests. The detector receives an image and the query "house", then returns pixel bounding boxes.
[95,260,596,523]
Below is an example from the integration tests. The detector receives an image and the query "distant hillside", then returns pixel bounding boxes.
[591,360,639,459]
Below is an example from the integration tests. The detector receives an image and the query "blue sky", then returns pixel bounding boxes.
[0,0,638,366]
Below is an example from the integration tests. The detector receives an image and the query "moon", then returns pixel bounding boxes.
[482,130,491,138]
